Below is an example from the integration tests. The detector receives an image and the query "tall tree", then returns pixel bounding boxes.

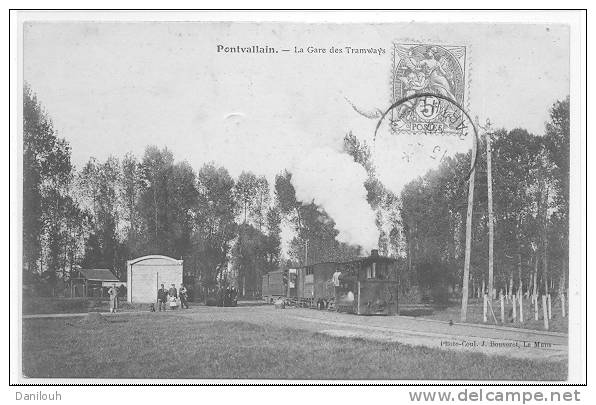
[264,206,282,271]
[78,157,123,274]
[231,223,268,296]
[138,146,175,252]
[251,176,270,231]
[23,83,73,279]
[120,153,141,248]
[167,161,198,259]
[543,97,570,293]
[190,163,237,291]
[234,171,259,224]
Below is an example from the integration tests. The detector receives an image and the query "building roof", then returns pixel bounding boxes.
[127,254,183,266]
[78,268,119,282]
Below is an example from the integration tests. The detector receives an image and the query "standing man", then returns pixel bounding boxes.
[168,284,178,310]
[108,283,118,313]
[179,283,189,309]
[157,283,167,312]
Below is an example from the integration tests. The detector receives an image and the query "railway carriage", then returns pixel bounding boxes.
[261,269,286,302]
[263,250,399,315]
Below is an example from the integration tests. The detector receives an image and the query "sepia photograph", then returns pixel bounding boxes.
[10,10,586,385]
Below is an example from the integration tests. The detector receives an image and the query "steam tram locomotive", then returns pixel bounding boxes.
[262,249,399,315]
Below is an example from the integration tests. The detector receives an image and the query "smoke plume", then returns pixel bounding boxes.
[291,147,380,252]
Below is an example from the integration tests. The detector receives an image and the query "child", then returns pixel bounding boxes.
[169,294,178,310]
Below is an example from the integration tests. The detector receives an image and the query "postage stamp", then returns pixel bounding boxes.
[389,43,468,135]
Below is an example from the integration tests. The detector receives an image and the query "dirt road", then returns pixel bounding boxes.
[178,304,567,362]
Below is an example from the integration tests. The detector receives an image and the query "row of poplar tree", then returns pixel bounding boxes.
[23,84,284,296]
[340,99,570,301]
[400,99,569,300]
[23,83,376,297]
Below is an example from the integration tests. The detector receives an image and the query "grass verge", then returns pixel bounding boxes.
[22,314,566,380]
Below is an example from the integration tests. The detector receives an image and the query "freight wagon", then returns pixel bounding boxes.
[261,269,286,302]
[262,249,399,315]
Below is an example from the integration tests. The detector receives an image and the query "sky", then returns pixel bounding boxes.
[23,21,569,250]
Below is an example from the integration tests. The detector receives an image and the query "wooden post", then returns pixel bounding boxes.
[500,293,505,324]
[542,295,549,330]
[518,291,524,323]
[534,294,539,320]
[547,293,552,319]
[483,294,488,323]
[561,293,566,318]
[460,137,476,322]
[512,294,517,322]
[305,238,309,266]
[485,125,495,301]
[488,299,498,324]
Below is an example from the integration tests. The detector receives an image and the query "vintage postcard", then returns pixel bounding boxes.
[9,10,586,388]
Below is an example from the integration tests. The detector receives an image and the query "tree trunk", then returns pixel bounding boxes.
[407,235,412,278]
[533,252,539,296]
[152,177,158,242]
[559,273,566,298]
[543,225,549,295]
[542,184,550,295]
[518,253,523,299]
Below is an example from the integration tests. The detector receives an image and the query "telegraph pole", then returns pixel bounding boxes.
[305,239,309,266]
[461,130,477,322]
[483,119,495,300]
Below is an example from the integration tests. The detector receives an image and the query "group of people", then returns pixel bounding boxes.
[217,286,238,307]
[157,283,189,311]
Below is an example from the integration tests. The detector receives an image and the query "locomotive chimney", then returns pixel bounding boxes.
[370,249,379,257]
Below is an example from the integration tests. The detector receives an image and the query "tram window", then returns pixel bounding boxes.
[377,262,386,279]
[366,264,376,279]
[306,267,313,275]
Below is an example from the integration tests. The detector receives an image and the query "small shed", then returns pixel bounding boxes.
[70,268,122,298]
[126,255,183,303]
